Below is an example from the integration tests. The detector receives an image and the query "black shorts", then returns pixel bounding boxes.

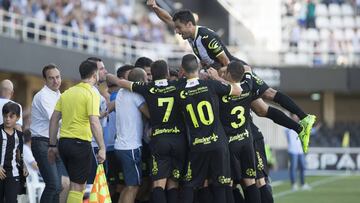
[141,140,151,178]
[149,136,187,181]
[251,73,270,100]
[59,138,92,184]
[106,151,124,185]
[253,138,268,179]
[229,136,257,182]
[183,146,231,187]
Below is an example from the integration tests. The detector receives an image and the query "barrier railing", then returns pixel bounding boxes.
[0,10,190,65]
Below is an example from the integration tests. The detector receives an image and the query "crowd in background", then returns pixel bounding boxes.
[0,0,167,42]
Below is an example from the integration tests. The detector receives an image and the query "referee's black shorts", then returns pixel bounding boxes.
[149,135,187,181]
[59,138,92,184]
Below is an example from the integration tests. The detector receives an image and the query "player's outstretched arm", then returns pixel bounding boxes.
[106,73,133,90]
[147,0,175,28]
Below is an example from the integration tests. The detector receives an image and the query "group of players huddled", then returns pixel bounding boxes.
[97,1,316,203]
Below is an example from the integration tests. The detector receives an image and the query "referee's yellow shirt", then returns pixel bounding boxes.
[55,82,100,142]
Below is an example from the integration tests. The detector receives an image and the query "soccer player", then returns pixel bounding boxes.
[107,60,187,203]
[147,0,315,153]
[175,54,242,203]
[218,61,261,203]
[135,56,153,81]
[48,59,106,203]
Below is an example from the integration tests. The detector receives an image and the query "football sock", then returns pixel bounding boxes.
[244,184,261,203]
[198,187,213,203]
[225,186,234,203]
[212,186,226,203]
[273,91,307,120]
[233,187,245,203]
[67,190,83,203]
[266,106,303,133]
[151,187,166,203]
[259,184,274,203]
[181,187,194,203]
[167,188,179,203]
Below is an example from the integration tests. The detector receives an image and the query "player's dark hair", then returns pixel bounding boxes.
[135,57,153,69]
[227,60,245,82]
[181,54,199,73]
[79,60,98,79]
[128,68,146,82]
[173,10,196,25]
[86,57,102,63]
[42,63,58,79]
[2,102,20,117]
[117,65,135,79]
[169,69,179,78]
[151,60,169,81]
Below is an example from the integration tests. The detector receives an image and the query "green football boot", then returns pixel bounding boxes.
[299,114,316,153]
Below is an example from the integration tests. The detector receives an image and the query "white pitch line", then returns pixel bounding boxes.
[273,175,348,199]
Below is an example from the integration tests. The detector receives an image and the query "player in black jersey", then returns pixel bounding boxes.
[106,60,187,203]
[147,0,316,153]
[175,54,242,203]
[218,61,261,203]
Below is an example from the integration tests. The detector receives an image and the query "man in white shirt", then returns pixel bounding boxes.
[30,64,69,203]
[285,114,311,191]
[0,79,23,131]
[114,68,150,203]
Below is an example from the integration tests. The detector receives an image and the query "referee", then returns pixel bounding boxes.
[48,60,106,203]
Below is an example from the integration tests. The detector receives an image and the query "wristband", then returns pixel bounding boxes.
[48,144,57,148]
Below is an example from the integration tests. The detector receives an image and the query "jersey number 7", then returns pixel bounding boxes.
[158,97,174,122]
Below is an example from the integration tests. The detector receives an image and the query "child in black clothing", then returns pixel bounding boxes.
[0,102,28,203]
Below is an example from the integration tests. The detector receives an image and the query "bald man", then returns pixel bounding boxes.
[0,79,23,131]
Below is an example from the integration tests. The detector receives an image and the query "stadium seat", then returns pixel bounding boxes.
[305,28,320,42]
[341,3,354,16]
[344,29,355,41]
[333,29,345,41]
[316,16,330,29]
[297,53,310,65]
[318,41,329,53]
[328,3,342,16]
[315,4,328,17]
[284,52,297,65]
[356,29,360,38]
[298,41,311,53]
[320,28,331,40]
[343,17,355,29]
[355,16,360,27]
[330,16,343,29]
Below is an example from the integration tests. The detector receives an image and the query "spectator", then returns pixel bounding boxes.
[306,0,316,29]
[285,114,311,191]
[0,79,23,131]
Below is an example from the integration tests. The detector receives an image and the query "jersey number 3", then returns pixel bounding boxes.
[231,106,245,128]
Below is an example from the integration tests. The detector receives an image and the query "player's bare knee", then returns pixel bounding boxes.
[242,178,256,187]
[153,178,167,189]
[256,178,266,188]
[166,179,179,190]
[251,99,269,117]
[262,88,277,101]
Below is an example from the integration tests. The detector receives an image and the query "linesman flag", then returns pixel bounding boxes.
[89,164,111,203]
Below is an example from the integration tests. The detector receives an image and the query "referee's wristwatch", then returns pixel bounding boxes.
[48,144,57,148]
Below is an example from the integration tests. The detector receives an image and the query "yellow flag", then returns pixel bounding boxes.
[342,131,350,148]
[89,164,112,203]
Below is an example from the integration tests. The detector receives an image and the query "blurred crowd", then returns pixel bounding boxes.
[282,0,360,66]
[0,0,167,42]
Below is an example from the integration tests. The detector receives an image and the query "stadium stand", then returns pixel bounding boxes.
[281,0,360,66]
